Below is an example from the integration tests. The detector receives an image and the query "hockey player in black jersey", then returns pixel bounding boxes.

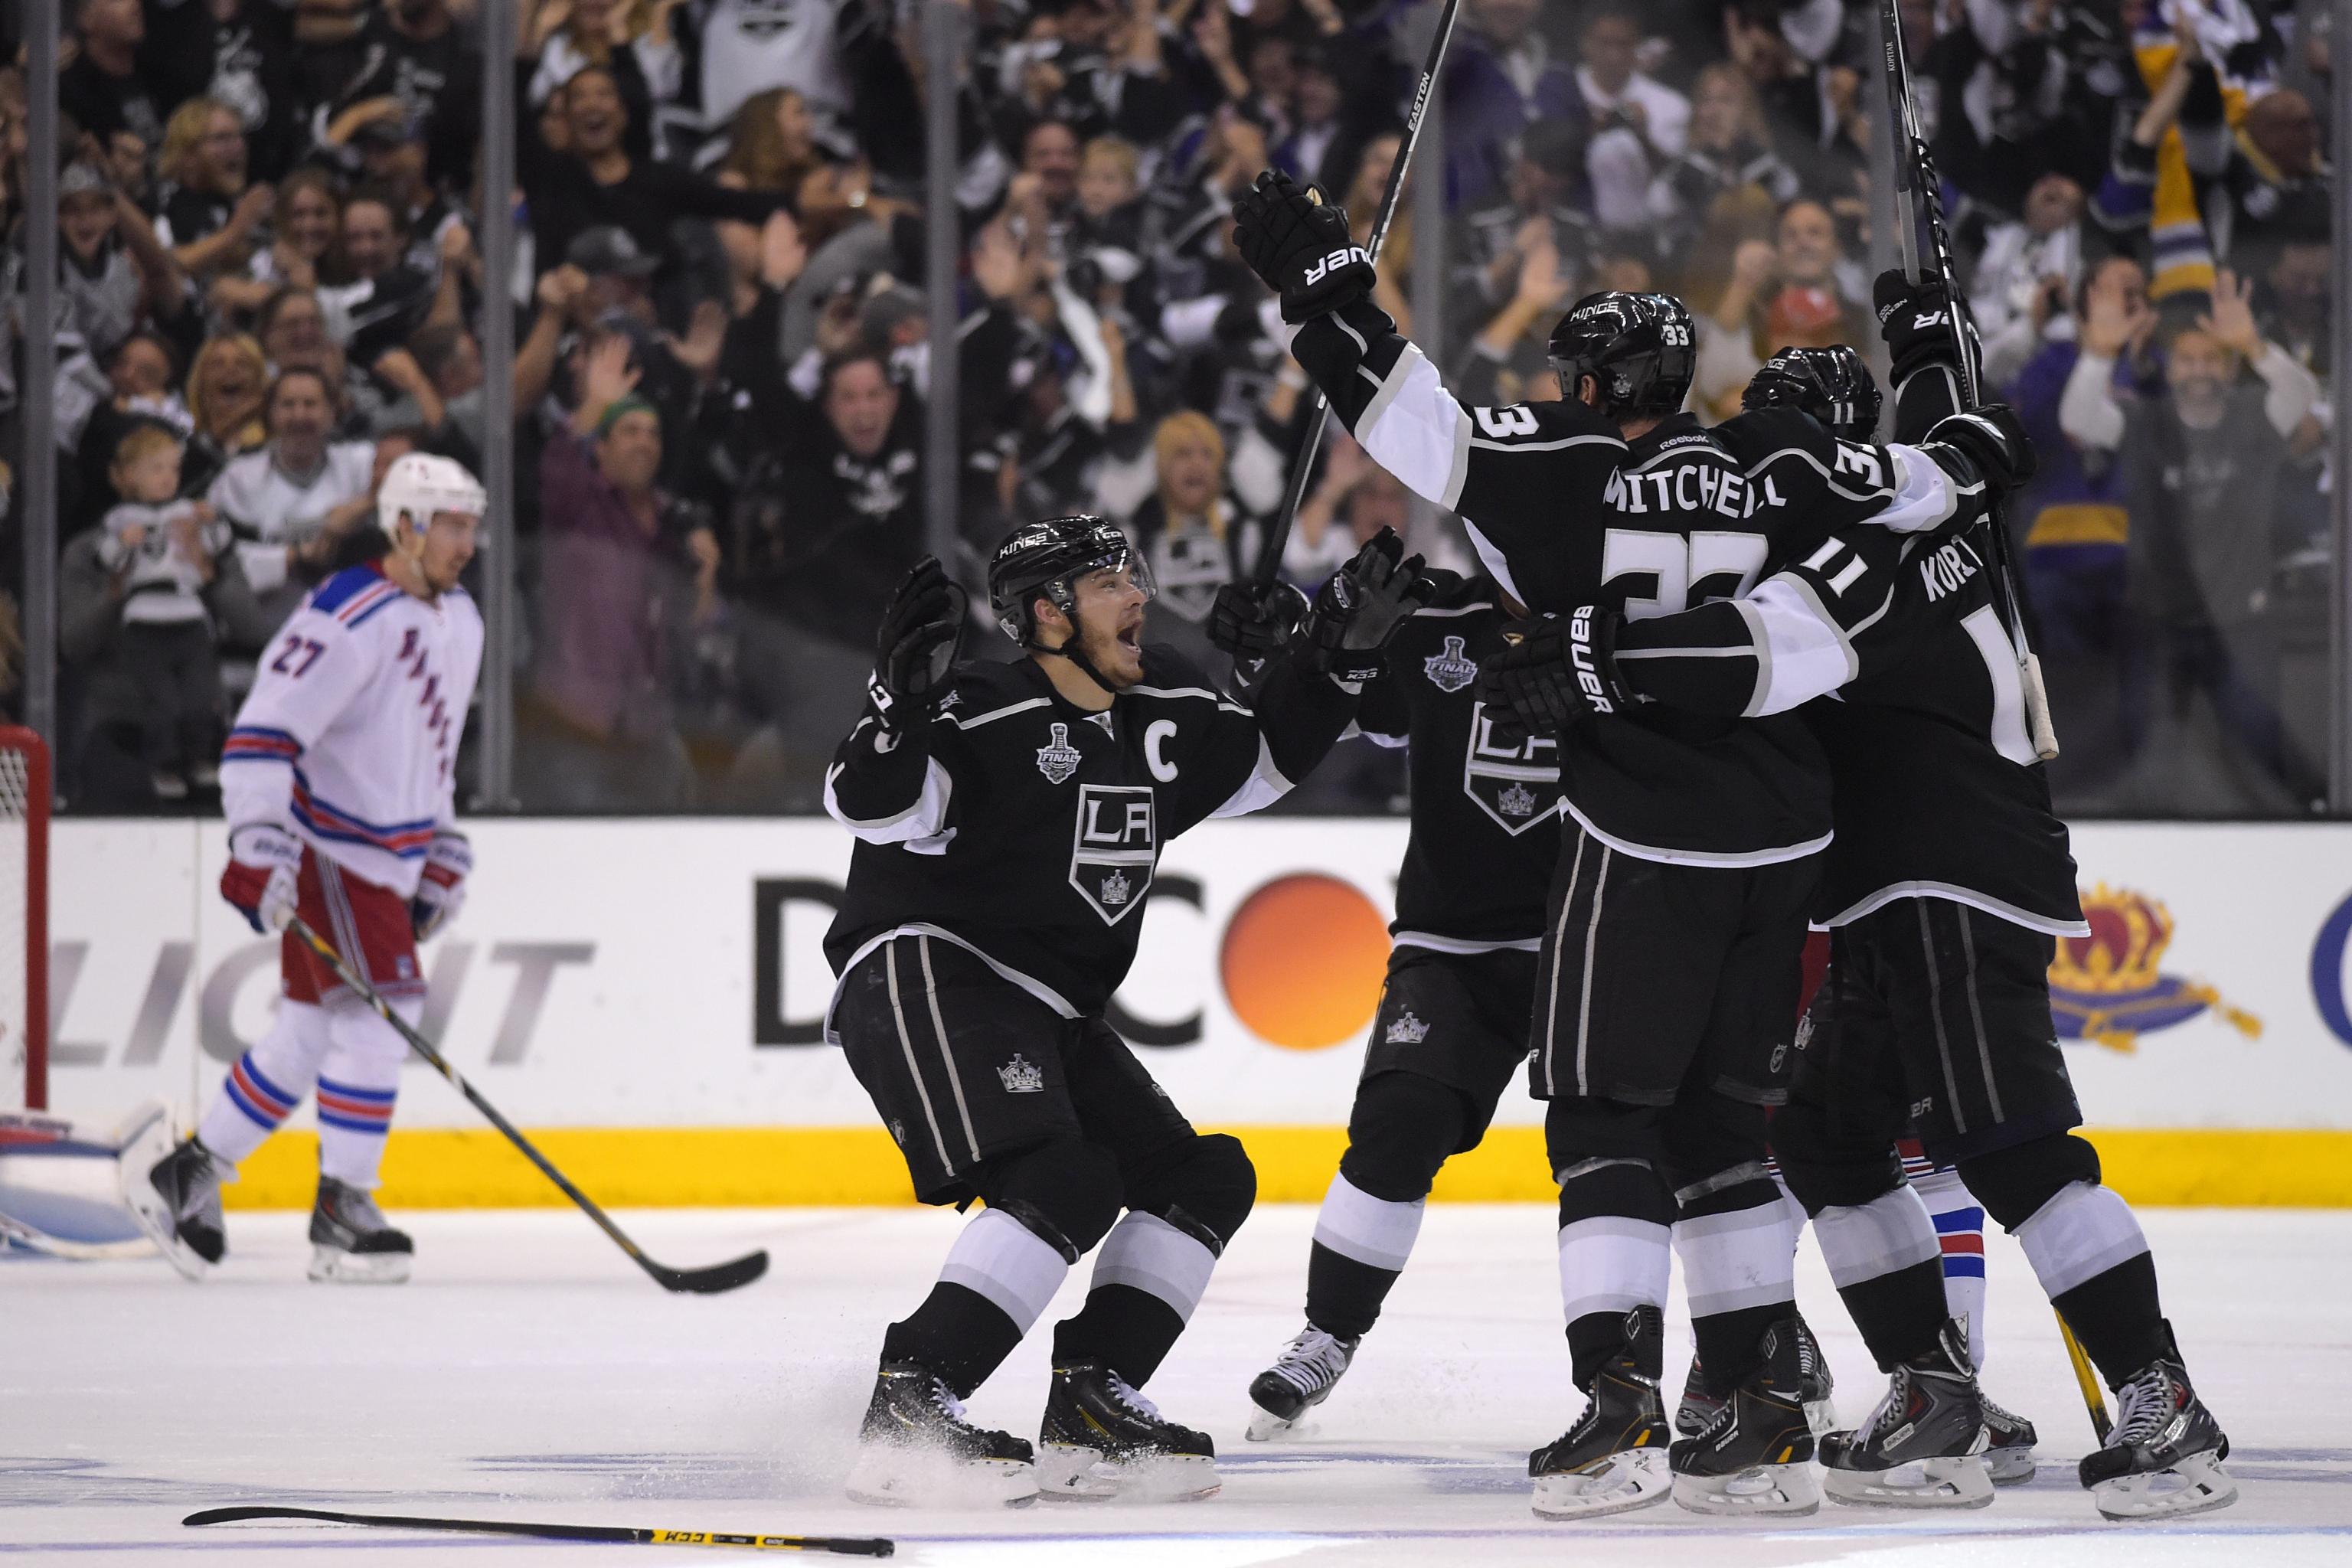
[1209,571,1567,1445]
[1233,167,2020,1518]
[825,516,1429,1508]
[1487,289,2233,1521]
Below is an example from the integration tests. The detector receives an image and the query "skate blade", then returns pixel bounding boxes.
[1671,1462,1821,1517]
[1531,1449,1672,1521]
[1804,1395,1840,1439]
[844,1446,1038,1510]
[1246,1400,1319,1442]
[1986,1446,2037,1486]
[1037,1444,1220,1503]
[116,1117,211,1282]
[306,1245,412,1284]
[2092,1452,2237,1521]
[1824,1455,1994,1510]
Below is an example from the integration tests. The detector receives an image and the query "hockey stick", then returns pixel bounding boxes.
[185,1505,890,1556]
[284,916,768,1295]
[1876,0,2060,761]
[2055,1308,2115,1441]
[1250,0,1463,587]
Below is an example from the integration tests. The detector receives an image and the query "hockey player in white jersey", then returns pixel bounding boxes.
[126,453,486,1284]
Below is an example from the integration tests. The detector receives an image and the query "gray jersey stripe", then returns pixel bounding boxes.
[1955,910,2004,1122]
[918,936,984,1162]
[885,940,956,1177]
[1916,903,1969,1137]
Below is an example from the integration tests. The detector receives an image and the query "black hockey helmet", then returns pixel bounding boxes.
[1547,291,1697,418]
[1742,344,1884,439]
[988,514,1154,647]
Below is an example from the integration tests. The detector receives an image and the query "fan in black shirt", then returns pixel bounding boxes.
[521,66,787,292]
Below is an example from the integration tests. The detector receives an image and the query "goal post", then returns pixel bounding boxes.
[0,727,50,1112]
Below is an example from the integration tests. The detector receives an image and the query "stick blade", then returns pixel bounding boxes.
[655,1248,769,1295]
[185,1506,338,1527]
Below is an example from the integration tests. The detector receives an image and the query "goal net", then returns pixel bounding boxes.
[0,728,48,1113]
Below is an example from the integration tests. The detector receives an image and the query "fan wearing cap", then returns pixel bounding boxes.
[1230,165,2034,1518]
[125,453,486,1289]
[822,518,1430,1507]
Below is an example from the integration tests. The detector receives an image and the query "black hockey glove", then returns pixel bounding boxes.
[1475,606,1637,739]
[1232,170,1375,325]
[1920,403,2037,495]
[868,556,964,729]
[1207,578,1310,660]
[1873,269,1965,388]
[1295,527,1433,684]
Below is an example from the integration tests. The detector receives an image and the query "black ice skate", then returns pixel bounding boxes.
[119,1122,225,1282]
[844,1361,1037,1508]
[306,1176,413,1284]
[1820,1319,1993,1510]
[1981,1390,2038,1485]
[2078,1332,2236,1521]
[1668,1316,1821,1516]
[1037,1362,1219,1501]
[1246,1325,1358,1441]
[1528,1305,1671,1521]
[1677,1315,1837,1439]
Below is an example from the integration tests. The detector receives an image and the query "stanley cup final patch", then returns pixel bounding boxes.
[1423,634,1478,693]
[1036,720,1083,784]
[1069,783,1158,925]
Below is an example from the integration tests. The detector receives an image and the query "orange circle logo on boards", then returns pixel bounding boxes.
[1219,874,1391,1050]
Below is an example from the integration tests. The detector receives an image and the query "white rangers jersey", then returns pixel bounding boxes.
[221,562,484,897]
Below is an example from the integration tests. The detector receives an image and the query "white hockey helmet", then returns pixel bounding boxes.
[377,452,487,541]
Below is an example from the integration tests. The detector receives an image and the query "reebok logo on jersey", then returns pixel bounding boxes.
[1920,537,1983,602]
[1423,635,1478,692]
[1036,720,1083,784]
[997,1054,1045,1093]
[1303,244,1370,285]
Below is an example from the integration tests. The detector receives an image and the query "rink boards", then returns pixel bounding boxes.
[51,817,2352,1207]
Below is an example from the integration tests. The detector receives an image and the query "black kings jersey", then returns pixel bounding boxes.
[1354,573,1563,949]
[1606,358,2086,935]
[1289,298,1965,866]
[824,647,1355,1019]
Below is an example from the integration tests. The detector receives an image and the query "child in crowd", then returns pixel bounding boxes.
[98,424,231,800]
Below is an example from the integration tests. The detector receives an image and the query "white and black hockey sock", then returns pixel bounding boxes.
[1304,1171,1428,1341]
[2016,1180,2167,1382]
[1051,1211,1219,1386]
[1674,1167,1802,1387]
[1557,1158,1674,1386]
[1813,1183,1951,1370]
[885,1207,1071,1396]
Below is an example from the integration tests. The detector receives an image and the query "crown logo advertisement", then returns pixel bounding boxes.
[2048,884,2260,1052]
[1099,868,1132,906]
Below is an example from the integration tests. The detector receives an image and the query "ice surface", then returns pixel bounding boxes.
[6,1205,2347,1565]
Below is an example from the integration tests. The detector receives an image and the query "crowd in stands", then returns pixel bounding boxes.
[0,0,2337,814]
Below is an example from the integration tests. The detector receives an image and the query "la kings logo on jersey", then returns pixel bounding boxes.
[1386,1009,1429,1044]
[1423,635,1478,693]
[1037,721,1083,783]
[1070,784,1157,925]
[1463,706,1563,835]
